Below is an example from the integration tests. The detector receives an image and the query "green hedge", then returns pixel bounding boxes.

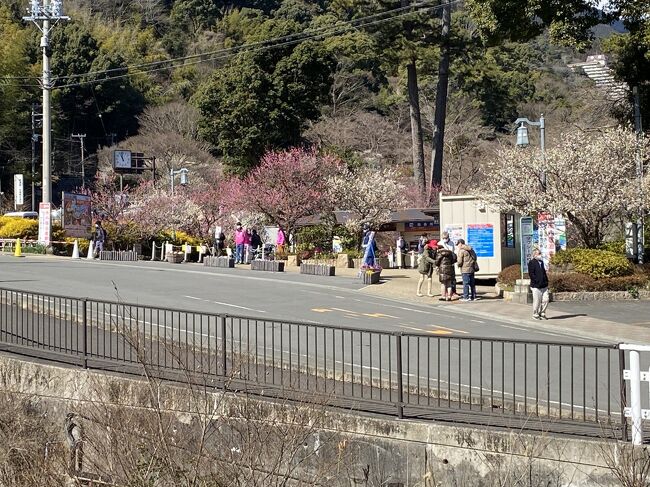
[549,273,648,292]
[550,249,633,278]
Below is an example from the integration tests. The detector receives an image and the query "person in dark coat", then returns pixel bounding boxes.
[528,249,549,320]
[435,242,456,301]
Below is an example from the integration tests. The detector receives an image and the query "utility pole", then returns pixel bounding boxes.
[23,0,69,242]
[72,133,86,189]
[633,86,644,264]
[31,104,42,212]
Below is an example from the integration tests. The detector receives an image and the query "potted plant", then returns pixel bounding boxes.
[360,263,382,284]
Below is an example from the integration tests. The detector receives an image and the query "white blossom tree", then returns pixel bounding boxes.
[478,127,650,248]
[327,166,407,232]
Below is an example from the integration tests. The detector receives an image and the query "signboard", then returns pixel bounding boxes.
[14,174,24,207]
[405,220,439,232]
[62,192,92,238]
[520,216,534,272]
[443,224,464,245]
[467,223,494,257]
[536,212,566,268]
[38,202,52,245]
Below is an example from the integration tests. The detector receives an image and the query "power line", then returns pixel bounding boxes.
[53,0,461,90]
[1,0,461,89]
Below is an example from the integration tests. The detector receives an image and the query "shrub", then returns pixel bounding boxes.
[497,264,527,289]
[0,217,38,239]
[598,240,625,255]
[549,272,648,292]
[551,248,633,278]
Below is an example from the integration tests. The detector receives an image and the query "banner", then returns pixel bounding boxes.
[38,202,52,245]
[14,174,23,207]
[536,212,566,268]
[62,193,92,238]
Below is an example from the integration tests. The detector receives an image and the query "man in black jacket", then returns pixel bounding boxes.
[527,249,549,320]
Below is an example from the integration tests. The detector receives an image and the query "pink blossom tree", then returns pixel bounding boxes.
[222,148,343,238]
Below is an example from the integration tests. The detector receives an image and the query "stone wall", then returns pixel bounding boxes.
[0,354,628,486]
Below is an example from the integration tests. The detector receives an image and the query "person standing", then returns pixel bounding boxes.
[456,238,478,301]
[417,233,428,253]
[243,228,252,263]
[234,223,245,264]
[276,226,286,254]
[250,229,262,258]
[440,231,458,298]
[92,221,107,258]
[396,234,407,268]
[528,249,549,320]
[435,242,456,301]
[416,240,437,297]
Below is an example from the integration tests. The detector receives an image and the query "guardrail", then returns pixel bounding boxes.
[0,287,630,440]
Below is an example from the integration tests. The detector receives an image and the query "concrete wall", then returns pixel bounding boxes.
[0,354,627,486]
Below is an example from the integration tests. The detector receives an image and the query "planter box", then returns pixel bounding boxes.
[300,263,335,276]
[287,255,301,267]
[352,258,363,269]
[361,271,381,285]
[251,260,285,272]
[166,252,184,264]
[203,256,235,268]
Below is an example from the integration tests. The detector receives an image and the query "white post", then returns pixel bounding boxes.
[630,350,643,445]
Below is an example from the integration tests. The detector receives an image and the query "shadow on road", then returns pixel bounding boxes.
[549,314,588,320]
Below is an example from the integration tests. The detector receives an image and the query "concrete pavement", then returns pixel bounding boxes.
[285,264,650,344]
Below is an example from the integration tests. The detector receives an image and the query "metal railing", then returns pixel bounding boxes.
[0,287,629,439]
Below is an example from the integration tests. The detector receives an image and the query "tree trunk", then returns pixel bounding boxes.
[430,0,451,195]
[407,60,426,201]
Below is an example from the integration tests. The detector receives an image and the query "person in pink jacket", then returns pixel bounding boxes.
[276,226,286,254]
[234,222,245,264]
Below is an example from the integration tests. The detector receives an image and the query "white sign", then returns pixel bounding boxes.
[38,202,52,245]
[520,216,534,272]
[14,174,24,207]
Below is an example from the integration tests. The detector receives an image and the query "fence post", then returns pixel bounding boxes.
[619,347,629,442]
[395,333,404,419]
[82,298,88,369]
[220,314,227,381]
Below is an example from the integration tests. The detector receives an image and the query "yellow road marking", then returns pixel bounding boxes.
[331,307,360,315]
[311,308,332,313]
[431,325,469,334]
[430,329,453,335]
[362,312,399,319]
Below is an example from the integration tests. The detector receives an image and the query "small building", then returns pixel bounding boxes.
[439,195,521,278]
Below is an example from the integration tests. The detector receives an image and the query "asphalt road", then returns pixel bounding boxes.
[0,255,607,344]
[0,255,630,425]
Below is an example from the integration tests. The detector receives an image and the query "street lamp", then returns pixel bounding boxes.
[514,114,546,188]
[170,168,189,240]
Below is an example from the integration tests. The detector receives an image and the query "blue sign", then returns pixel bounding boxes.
[467,223,494,258]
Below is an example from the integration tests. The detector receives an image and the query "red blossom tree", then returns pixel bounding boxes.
[222,148,343,237]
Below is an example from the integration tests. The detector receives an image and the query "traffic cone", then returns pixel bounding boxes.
[14,238,23,258]
[87,240,95,259]
[71,239,80,259]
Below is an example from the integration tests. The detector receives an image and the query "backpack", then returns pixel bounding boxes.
[469,248,479,272]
